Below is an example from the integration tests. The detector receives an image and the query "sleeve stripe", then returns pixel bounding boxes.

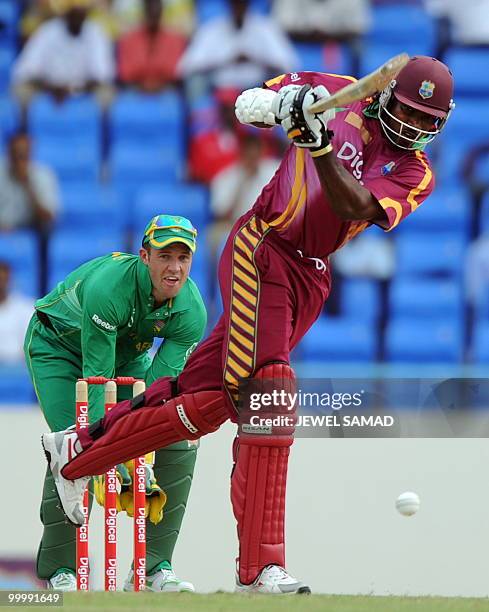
[407,151,432,212]
[325,73,357,84]
[379,197,404,231]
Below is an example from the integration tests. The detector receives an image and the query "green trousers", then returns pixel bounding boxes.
[25,316,197,580]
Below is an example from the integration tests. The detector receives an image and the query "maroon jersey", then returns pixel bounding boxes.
[251,71,435,258]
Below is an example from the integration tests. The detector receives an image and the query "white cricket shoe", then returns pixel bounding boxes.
[42,430,90,527]
[124,568,195,592]
[236,564,311,595]
[47,571,77,591]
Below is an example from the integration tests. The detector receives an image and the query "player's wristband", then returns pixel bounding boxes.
[310,143,333,158]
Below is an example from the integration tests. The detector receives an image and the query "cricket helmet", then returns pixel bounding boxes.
[379,55,455,150]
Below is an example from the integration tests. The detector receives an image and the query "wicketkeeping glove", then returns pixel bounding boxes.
[93,462,132,512]
[119,454,167,526]
[273,84,336,149]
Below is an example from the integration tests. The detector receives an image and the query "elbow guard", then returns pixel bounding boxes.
[235,87,278,126]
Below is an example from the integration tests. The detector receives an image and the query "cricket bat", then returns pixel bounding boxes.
[308,53,410,114]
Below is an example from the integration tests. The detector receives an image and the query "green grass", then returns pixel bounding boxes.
[52,592,489,612]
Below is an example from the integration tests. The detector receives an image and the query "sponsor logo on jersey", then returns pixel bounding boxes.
[92,313,117,331]
[419,80,435,99]
[381,161,396,176]
[337,141,364,181]
[290,72,300,82]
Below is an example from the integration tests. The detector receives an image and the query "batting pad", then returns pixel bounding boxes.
[63,391,229,479]
[232,439,291,584]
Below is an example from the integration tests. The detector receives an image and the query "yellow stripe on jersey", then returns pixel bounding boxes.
[379,197,404,231]
[265,74,286,88]
[269,148,305,230]
[279,182,308,231]
[407,151,432,212]
[344,111,371,144]
[325,73,357,84]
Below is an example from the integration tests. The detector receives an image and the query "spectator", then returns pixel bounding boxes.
[188,88,242,183]
[178,0,298,96]
[208,132,278,254]
[272,0,371,42]
[426,0,489,47]
[0,261,34,364]
[0,130,60,232]
[13,0,115,108]
[332,232,395,281]
[189,87,282,183]
[118,0,187,92]
[272,0,370,75]
[0,130,61,294]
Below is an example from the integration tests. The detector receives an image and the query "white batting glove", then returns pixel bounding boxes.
[235,87,278,126]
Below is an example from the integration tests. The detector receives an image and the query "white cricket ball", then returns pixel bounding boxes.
[395,491,420,516]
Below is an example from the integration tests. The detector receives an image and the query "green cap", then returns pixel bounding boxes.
[142,214,197,252]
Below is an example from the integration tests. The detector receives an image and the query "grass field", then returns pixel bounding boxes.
[54,592,489,612]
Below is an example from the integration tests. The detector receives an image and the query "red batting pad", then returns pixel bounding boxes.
[63,391,229,479]
[231,441,290,584]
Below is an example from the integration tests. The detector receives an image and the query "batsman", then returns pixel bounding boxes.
[43,56,455,593]
[25,215,206,591]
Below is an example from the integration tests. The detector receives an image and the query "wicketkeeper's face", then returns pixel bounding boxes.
[140,243,192,303]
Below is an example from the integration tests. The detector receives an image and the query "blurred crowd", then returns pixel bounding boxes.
[1,0,489,383]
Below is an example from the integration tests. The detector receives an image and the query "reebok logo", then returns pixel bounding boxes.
[92,314,116,331]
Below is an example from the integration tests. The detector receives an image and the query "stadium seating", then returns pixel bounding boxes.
[0,95,19,150]
[341,279,381,323]
[0,230,39,296]
[29,95,102,185]
[472,322,489,363]
[57,183,125,230]
[395,233,466,278]
[435,98,489,186]
[293,42,352,75]
[47,229,126,290]
[385,317,464,363]
[366,5,436,52]
[389,278,464,319]
[110,91,185,149]
[29,94,101,141]
[301,316,378,362]
[0,47,15,93]
[133,184,209,233]
[396,186,470,235]
[444,47,489,97]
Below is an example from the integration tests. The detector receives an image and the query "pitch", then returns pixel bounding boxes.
[60,592,489,611]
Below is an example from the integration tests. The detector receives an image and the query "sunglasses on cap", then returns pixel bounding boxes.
[144,214,197,238]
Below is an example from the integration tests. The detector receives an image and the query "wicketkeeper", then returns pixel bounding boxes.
[26,215,206,591]
[43,56,454,593]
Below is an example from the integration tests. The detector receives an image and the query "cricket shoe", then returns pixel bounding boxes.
[47,570,77,591]
[236,564,311,594]
[42,429,90,527]
[124,568,195,592]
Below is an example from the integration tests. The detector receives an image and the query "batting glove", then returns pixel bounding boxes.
[275,84,336,149]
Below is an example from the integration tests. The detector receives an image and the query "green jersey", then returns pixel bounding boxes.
[35,252,207,419]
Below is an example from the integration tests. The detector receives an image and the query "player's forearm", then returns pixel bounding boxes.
[312,152,385,222]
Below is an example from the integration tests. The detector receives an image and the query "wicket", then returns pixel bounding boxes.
[75,376,147,592]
